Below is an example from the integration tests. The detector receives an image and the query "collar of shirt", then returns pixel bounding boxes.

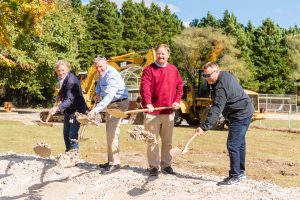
[100,65,112,77]
[58,73,68,89]
[154,61,168,68]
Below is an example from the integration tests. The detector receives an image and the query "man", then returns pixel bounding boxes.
[50,60,88,152]
[140,44,183,176]
[195,61,254,186]
[87,56,129,174]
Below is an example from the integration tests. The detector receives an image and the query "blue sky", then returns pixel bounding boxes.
[82,0,300,28]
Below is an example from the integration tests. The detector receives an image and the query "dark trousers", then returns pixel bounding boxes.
[227,115,252,178]
[63,113,80,152]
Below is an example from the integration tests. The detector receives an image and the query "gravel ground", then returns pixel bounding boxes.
[0,153,299,200]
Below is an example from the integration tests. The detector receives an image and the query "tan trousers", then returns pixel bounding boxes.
[106,99,129,165]
[144,112,175,169]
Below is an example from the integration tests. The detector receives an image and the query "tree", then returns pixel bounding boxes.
[250,18,292,93]
[0,0,55,48]
[120,0,147,52]
[78,0,124,68]
[0,1,86,104]
[172,27,251,85]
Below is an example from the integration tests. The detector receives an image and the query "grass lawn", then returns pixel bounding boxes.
[0,120,299,187]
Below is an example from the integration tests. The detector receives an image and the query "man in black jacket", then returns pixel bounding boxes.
[50,60,88,152]
[195,62,254,186]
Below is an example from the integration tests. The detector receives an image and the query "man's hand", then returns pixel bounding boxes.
[172,102,180,110]
[93,94,100,103]
[87,110,95,119]
[146,104,154,112]
[195,127,204,136]
[49,106,59,115]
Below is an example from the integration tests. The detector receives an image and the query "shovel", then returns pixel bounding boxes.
[37,102,59,127]
[170,132,198,157]
[106,106,173,118]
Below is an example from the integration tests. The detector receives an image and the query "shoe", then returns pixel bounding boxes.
[162,166,176,175]
[238,173,246,180]
[98,162,109,169]
[217,176,240,186]
[101,164,121,174]
[149,168,159,176]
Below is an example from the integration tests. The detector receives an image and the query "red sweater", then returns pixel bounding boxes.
[140,63,183,114]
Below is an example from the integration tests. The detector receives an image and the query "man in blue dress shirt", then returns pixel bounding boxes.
[88,56,129,174]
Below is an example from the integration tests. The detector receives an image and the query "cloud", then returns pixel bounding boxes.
[182,21,190,27]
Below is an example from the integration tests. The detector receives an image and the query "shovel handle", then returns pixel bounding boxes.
[183,132,198,149]
[45,101,60,123]
[125,106,173,114]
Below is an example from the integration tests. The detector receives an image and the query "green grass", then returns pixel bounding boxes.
[0,120,299,187]
[252,119,300,129]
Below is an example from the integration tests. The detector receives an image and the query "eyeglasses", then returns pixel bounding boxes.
[203,70,217,78]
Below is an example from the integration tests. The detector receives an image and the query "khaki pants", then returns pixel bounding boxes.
[106,99,129,165]
[144,113,175,169]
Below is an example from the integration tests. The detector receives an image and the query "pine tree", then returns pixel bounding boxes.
[79,0,124,69]
[250,18,292,93]
[120,0,147,52]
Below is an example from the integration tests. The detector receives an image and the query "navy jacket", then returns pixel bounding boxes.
[58,72,88,116]
[200,71,254,131]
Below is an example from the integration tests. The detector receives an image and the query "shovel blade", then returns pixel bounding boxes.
[106,108,128,118]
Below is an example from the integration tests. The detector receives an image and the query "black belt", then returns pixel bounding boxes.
[111,98,128,103]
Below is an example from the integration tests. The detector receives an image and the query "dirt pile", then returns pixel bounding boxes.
[0,152,299,200]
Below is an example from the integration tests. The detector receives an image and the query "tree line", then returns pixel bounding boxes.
[0,0,300,106]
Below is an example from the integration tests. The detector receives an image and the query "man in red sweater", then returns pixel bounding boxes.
[140,44,183,176]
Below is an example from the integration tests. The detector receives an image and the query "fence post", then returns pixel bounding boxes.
[288,112,291,129]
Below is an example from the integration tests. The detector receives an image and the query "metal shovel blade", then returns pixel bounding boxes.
[106,108,128,118]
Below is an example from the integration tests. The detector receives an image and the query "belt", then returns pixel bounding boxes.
[111,98,128,103]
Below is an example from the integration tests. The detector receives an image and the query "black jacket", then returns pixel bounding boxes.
[58,72,88,116]
[200,71,254,131]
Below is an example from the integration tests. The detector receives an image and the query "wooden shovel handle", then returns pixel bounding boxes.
[183,132,198,149]
[46,101,60,123]
[125,106,173,114]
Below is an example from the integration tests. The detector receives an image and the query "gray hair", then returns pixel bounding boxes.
[93,55,107,64]
[203,61,220,70]
[56,60,70,69]
[156,44,171,54]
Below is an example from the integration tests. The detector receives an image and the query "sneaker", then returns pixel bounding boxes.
[98,162,109,169]
[217,176,240,186]
[162,166,176,175]
[238,173,246,180]
[101,164,121,174]
[149,168,159,176]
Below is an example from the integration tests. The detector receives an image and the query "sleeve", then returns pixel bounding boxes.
[200,88,227,131]
[58,81,78,111]
[140,67,153,107]
[174,69,183,103]
[92,76,119,113]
